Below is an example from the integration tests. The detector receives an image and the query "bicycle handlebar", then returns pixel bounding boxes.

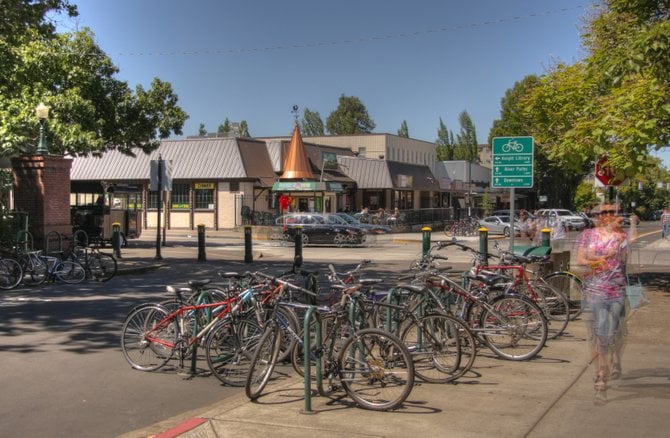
[250,271,318,297]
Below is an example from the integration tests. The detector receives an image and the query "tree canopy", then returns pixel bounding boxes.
[522,0,670,179]
[326,95,376,135]
[0,0,187,157]
[301,108,325,136]
[397,120,409,138]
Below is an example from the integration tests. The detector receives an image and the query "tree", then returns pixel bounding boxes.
[0,3,187,157]
[217,118,231,135]
[573,181,599,212]
[326,95,376,135]
[239,120,250,137]
[198,123,207,136]
[523,0,670,179]
[455,111,478,162]
[301,108,325,136]
[397,120,409,138]
[435,117,455,161]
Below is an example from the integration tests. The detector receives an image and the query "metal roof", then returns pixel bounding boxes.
[71,137,266,182]
[337,156,392,188]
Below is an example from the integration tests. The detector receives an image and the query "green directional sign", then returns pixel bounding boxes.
[491,136,534,188]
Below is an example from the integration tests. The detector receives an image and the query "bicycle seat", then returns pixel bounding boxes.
[218,271,242,279]
[358,278,383,286]
[188,279,211,288]
[466,271,508,286]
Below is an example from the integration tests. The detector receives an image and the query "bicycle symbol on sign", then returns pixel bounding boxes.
[501,139,524,153]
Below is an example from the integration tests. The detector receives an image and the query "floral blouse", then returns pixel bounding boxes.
[578,227,628,299]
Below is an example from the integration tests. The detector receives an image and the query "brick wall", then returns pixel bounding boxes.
[11,155,73,251]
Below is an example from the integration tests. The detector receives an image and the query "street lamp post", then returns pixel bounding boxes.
[35,102,50,155]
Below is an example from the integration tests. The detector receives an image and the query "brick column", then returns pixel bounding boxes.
[11,155,72,251]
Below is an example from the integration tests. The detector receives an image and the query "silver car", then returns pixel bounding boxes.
[479,215,521,236]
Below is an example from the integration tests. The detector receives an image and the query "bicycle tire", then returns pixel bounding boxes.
[54,260,86,284]
[121,304,175,371]
[20,255,48,286]
[532,282,570,339]
[205,316,264,387]
[245,324,282,400]
[87,252,118,282]
[479,294,547,361]
[543,271,584,320]
[0,258,23,290]
[401,313,476,383]
[290,313,338,378]
[338,328,415,411]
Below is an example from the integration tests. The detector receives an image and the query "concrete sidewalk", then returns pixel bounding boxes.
[115,229,670,438]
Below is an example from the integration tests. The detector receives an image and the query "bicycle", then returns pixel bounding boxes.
[0,256,23,290]
[398,242,548,361]
[70,244,118,282]
[246,272,415,411]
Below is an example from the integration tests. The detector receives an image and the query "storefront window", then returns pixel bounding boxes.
[171,182,190,209]
[194,183,215,209]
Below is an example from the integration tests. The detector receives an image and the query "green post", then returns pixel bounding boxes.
[302,306,321,414]
[541,228,551,247]
[421,227,432,256]
[197,224,206,262]
[244,225,253,263]
[479,227,488,264]
[112,222,122,258]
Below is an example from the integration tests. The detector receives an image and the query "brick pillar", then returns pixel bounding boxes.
[11,155,72,251]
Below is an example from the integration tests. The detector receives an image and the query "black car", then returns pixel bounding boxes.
[275,213,367,245]
[332,212,392,234]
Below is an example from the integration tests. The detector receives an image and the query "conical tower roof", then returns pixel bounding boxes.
[281,123,314,180]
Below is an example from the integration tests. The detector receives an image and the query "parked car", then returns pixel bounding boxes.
[332,212,392,234]
[535,209,586,231]
[491,209,534,220]
[576,212,596,229]
[275,213,367,245]
[479,215,521,236]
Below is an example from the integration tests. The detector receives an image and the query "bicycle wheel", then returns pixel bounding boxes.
[532,282,570,339]
[20,255,48,286]
[0,258,23,290]
[543,272,584,320]
[121,304,175,371]
[338,328,415,411]
[245,324,282,400]
[479,294,547,361]
[290,313,338,378]
[205,316,264,387]
[401,313,476,383]
[54,260,86,284]
[87,252,117,282]
[275,305,300,363]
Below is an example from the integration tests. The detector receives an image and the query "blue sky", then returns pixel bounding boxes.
[56,0,668,165]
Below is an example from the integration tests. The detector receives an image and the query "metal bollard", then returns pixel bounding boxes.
[112,222,122,258]
[294,226,304,267]
[197,224,206,262]
[421,227,432,256]
[244,225,253,263]
[479,227,488,263]
[541,228,551,247]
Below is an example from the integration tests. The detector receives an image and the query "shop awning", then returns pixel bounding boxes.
[272,181,343,192]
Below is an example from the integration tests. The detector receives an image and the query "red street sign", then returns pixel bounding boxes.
[595,156,624,186]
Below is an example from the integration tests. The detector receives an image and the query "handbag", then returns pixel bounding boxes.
[625,274,649,309]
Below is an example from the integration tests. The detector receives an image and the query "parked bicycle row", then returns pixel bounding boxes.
[0,230,118,290]
[120,239,583,411]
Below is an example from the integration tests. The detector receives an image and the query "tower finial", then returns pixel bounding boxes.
[291,105,299,124]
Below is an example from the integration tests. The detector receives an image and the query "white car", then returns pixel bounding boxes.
[479,215,521,236]
[535,209,586,231]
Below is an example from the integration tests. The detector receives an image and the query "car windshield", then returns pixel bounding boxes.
[336,213,361,224]
[556,210,572,217]
[326,215,348,225]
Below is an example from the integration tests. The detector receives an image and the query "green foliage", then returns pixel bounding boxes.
[435,117,454,161]
[326,95,376,135]
[0,3,187,157]
[456,111,478,162]
[239,120,250,137]
[397,120,409,138]
[301,108,325,136]
[573,181,598,211]
[217,118,231,134]
[198,123,207,136]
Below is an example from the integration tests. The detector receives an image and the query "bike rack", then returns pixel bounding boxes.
[302,306,322,414]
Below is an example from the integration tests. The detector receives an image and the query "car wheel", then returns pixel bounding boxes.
[503,227,510,237]
[301,233,309,246]
[333,233,347,246]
